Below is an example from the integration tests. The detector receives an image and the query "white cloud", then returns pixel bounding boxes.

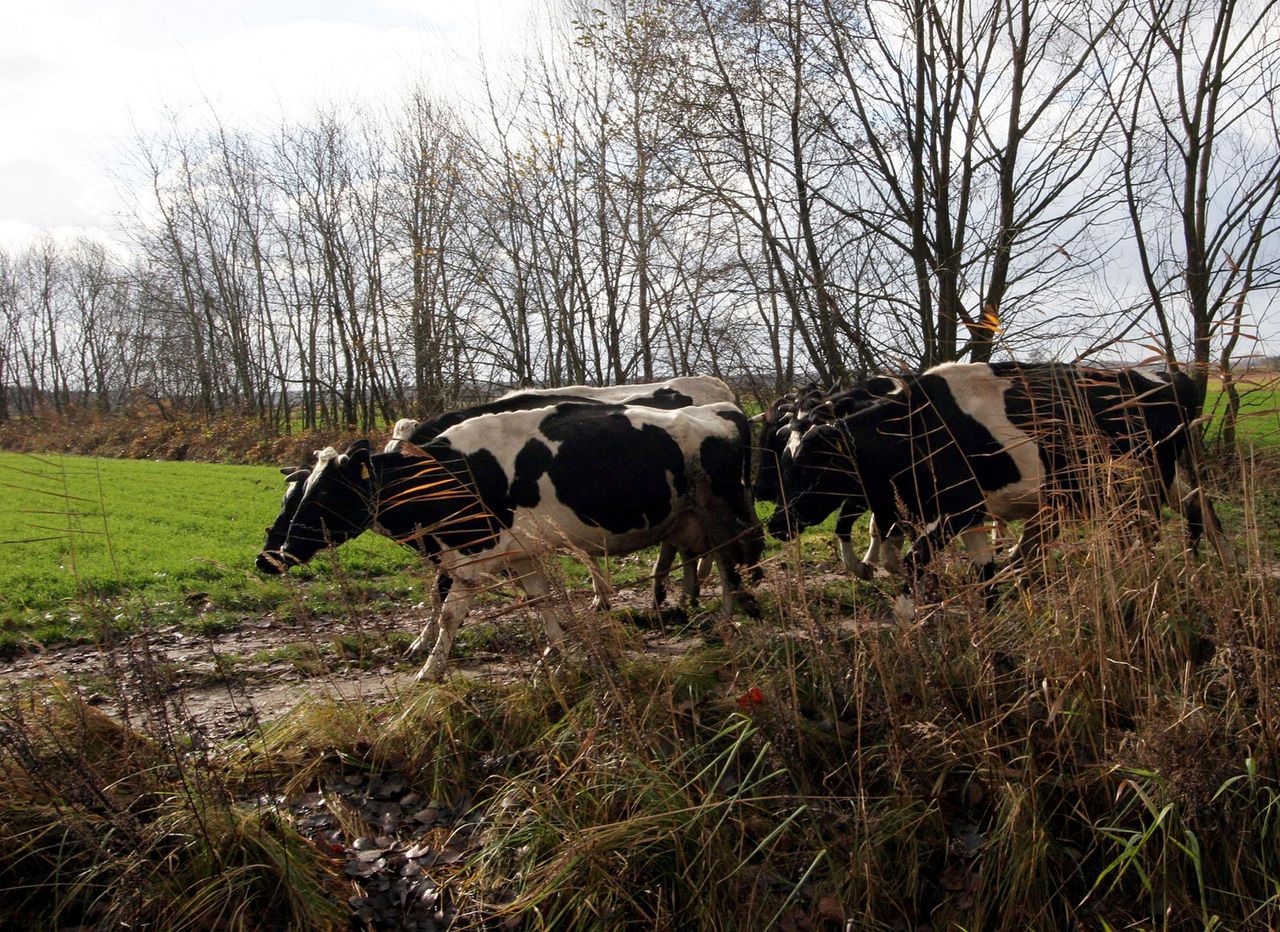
[0,0,536,245]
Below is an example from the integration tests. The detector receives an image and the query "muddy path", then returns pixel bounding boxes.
[0,574,763,744]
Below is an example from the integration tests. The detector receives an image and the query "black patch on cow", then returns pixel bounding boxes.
[539,404,687,533]
[700,435,744,505]
[510,438,553,509]
[649,387,694,408]
[368,444,510,558]
[715,408,754,489]
[910,372,1023,495]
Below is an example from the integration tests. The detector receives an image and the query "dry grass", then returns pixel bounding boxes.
[0,451,1278,929]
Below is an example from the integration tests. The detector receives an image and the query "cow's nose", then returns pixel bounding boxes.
[766,511,795,540]
[256,551,289,574]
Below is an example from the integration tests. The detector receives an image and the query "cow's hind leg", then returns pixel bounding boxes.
[653,544,678,608]
[509,558,567,650]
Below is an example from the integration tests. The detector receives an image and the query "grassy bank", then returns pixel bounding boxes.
[0,451,808,653]
[2,505,1278,928]
[1,411,1278,928]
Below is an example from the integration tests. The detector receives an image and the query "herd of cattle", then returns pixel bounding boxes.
[257,364,1233,679]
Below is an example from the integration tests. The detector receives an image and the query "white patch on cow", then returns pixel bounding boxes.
[932,363,1044,521]
[303,447,341,496]
[785,427,803,460]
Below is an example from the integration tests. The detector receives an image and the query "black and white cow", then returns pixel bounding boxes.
[380,375,739,608]
[755,378,906,577]
[768,362,1232,611]
[259,377,739,608]
[389,375,734,450]
[264,401,761,679]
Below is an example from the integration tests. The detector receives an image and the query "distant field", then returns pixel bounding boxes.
[1203,375,1280,445]
[0,452,421,648]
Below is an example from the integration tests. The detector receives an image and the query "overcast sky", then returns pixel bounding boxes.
[0,0,536,248]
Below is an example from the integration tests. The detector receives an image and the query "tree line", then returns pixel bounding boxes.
[2,0,1276,432]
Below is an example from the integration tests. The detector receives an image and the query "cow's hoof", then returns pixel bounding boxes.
[892,593,916,622]
[405,633,434,658]
[415,662,446,682]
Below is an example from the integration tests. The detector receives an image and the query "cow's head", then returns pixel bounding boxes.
[384,418,420,453]
[767,422,864,540]
[754,389,810,502]
[256,467,312,573]
[264,440,377,572]
[756,378,904,503]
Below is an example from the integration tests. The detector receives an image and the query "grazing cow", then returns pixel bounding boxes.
[768,362,1231,610]
[755,378,905,576]
[260,378,741,608]
[263,401,761,679]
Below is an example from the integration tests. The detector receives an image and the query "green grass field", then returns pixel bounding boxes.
[0,452,422,649]
[1203,377,1280,444]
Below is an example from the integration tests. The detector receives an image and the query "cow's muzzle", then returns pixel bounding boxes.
[767,509,799,540]
[256,550,301,574]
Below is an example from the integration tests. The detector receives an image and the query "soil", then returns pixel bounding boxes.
[0,575,754,745]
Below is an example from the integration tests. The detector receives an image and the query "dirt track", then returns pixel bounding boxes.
[0,576,745,744]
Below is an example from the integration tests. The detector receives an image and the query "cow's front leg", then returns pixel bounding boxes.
[584,557,613,611]
[416,585,477,681]
[959,525,998,609]
[685,551,707,607]
[714,551,743,617]
[835,500,871,579]
[894,519,954,620]
[407,607,442,659]
[653,544,677,608]
[869,523,906,576]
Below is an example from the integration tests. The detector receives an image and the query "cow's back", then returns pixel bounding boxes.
[432,402,740,557]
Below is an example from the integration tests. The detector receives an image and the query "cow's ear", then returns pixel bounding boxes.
[283,468,311,484]
[345,442,372,482]
[867,376,904,397]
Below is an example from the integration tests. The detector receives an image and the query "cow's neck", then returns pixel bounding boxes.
[369,449,490,549]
